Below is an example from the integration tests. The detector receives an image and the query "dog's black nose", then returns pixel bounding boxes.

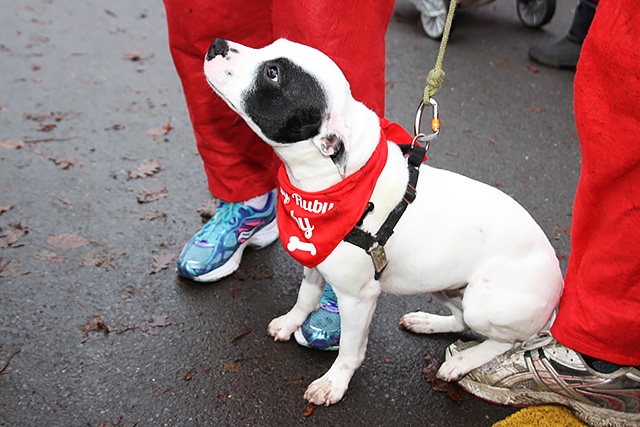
[206,38,229,61]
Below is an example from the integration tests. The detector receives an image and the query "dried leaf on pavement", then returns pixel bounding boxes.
[81,250,125,268]
[51,157,85,169]
[137,187,168,204]
[197,199,218,221]
[81,313,110,342]
[38,123,57,132]
[118,314,172,335]
[123,49,155,63]
[150,250,175,274]
[35,250,66,262]
[222,362,242,373]
[0,140,25,150]
[302,405,316,417]
[231,327,252,342]
[422,351,464,403]
[46,233,90,249]
[146,120,173,140]
[1,223,29,247]
[148,314,171,328]
[0,206,14,216]
[129,159,161,179]
[0,259,25,278]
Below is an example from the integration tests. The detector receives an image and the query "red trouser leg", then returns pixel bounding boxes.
[163,0,394,202]
[551,0,640,366]
[163,1,279,202]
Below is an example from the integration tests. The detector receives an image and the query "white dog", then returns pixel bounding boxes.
[203,38,564,406]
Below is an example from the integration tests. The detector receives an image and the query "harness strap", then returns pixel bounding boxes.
[344,143,426,279]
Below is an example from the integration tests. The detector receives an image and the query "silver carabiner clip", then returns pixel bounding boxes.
[413,97,440,148]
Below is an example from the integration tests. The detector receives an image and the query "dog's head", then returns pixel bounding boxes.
[203,38,355,177]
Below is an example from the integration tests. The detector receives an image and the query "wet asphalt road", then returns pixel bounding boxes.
[0,0,579,425]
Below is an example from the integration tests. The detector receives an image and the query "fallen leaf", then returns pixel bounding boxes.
[197,199,218,221]
[3,223,29,247]
[139,214,160,221]
[146,120,173,141]
[137,187,168,204]
[183,372,193,381]
[105,123,125,131]
[152,387,171,397]
[231,327,252,342]
[422,351,464,403]
[527,64,540,73]
[51,157,85,169]
[148,314,171,328]
[46,233,90,249]
[150,250,175,274]
[0,206,14,216]
[121,314,172,335]
[58,198,72,205]
[302,405,316,417]
[0,259,25,278]
[38,123,57,132]
[0,140,25,149]
[123,49,144,61]
[80,250,125,268]
[129,159,161,179]
[34,250,66,262]
[222,362,242,373]
[81,313,110,342]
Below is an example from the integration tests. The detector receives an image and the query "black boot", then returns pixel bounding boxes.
[528,0,597,69]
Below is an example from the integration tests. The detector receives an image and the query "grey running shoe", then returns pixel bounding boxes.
[448,340,640,427]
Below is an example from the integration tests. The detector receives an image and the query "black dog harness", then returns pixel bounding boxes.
[344,143,427,279]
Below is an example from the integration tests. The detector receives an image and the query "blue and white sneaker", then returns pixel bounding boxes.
[177,190,278,282]
[294,284,341,351]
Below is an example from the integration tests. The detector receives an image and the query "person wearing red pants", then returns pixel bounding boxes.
[162,1,395,350]
[450,2,640,426]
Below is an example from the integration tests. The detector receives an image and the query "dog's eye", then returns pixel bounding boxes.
[266,65,279,83]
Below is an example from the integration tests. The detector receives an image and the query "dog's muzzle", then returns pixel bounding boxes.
[207,38,229,61]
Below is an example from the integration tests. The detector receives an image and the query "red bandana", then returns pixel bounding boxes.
[277,118,414,267]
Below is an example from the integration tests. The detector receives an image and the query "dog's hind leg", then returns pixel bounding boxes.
[400,289,466,334]
[400,312,466,334]
[436,339,514,382]
[268,267,325,342]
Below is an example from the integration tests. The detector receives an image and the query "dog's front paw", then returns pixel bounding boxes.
[304,374,348,406]
[267,314,299,342]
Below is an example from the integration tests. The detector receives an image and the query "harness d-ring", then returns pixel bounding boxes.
[413,97,440,149]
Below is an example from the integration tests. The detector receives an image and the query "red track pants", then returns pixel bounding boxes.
[551,0,640,366]
[163,0,395,202]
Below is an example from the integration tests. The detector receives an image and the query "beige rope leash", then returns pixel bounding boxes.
[423,0,457,103]
[414,0,457,147]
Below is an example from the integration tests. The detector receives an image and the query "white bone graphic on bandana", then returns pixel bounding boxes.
[287,236,317,256]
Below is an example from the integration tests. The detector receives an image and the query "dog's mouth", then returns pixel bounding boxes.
[206,78,239,112]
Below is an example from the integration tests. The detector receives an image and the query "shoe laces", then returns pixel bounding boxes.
[197,201,247,241]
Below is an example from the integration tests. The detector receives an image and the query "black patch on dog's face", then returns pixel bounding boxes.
[242,58,327,144]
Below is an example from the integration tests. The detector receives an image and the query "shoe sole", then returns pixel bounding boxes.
[293,329,339,351]
[458,373,640,427]
[189,219,279,282]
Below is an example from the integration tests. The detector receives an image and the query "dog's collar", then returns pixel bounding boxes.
[344,139,426,280]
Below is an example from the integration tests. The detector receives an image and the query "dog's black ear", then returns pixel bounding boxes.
[313,114,350,178]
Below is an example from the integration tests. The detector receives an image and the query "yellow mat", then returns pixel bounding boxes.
[493,405,588,427]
